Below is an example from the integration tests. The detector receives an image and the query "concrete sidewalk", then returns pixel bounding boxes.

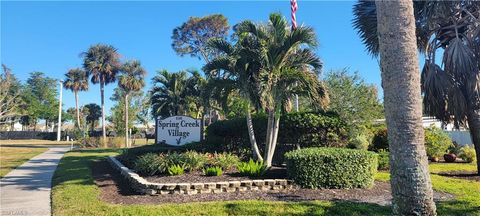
[1,147,70,216]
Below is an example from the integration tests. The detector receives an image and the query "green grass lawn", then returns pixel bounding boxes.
[52,149,479,216]
[0,146,48,177]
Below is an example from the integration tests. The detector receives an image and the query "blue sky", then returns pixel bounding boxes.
[1,1,383,115]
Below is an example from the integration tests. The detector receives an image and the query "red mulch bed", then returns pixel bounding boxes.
[92,159,454,206]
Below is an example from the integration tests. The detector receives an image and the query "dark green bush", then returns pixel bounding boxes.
[167,164,185,176]
[377,150,390,170]
[285,147,378,189]
[203,166,223,176]
[237,159,267,177]
[202,112,348,162]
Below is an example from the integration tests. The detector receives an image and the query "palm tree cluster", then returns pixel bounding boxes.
[64,44,146,147]
[353,0,480,174]
[204,13,328,167]
[150,69,205,119]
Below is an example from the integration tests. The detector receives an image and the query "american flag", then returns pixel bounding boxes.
[291,0,298,30]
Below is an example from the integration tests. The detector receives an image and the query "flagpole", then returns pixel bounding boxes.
[291,0,299,112]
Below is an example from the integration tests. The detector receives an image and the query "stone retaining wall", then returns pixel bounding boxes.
[108,156,296,195]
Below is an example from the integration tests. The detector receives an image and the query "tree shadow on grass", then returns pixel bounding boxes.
[51,150,118,187]
[224,201,391,216]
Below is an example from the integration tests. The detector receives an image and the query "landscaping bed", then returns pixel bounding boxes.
[93,159,454,206]
[143,167,287,184]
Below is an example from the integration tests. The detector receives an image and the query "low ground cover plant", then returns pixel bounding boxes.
[131,151,239,176]
[203,166,223,176]
[237,159,267,177]
[209,152,239,170]
[285,147,377,189]
[167,164,185,176]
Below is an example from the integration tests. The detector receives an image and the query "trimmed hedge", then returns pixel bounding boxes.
[285,147,377,189]
[204,112,348,161]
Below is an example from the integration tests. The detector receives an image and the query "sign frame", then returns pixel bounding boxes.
[155,115,202,146]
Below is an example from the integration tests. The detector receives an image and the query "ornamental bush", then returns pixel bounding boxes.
[285,147,378,189]
[459,145,476,163]
[424,126,453,159]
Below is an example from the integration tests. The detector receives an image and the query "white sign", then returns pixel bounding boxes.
[156,116,201,146]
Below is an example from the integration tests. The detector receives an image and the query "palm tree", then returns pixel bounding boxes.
[63,68,89,129]
[203,37,265,160]
[118,60,146,147]
[354,0,480,174]
[82,44,121,146]
[228,13,328,167]
[361,1,437,214]
[150,70,191,118]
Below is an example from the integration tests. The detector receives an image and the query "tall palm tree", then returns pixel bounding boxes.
[63,68,89,129]
[230,13,328,167]
[203,37,265,160]
[367,0,437,214]
[150,70,191,118]
[82,44,121,146]
[118,60,146,147]
[354,0,480,174]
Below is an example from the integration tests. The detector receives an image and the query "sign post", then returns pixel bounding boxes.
[156,116,201,146]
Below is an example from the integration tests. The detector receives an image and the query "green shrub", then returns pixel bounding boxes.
[203,166,223,176]
[285,147,377,189]
[370,128,388,152]
[133,153,161,175]
[377,150,390,170]
[459,145,476,163]
[182,151,209,171]
[167,164,185,176]
[349,134,369,150]
[237,159,267,177]
[210,153,240,170]
[424,126,453,158]
[118,144,183,168]
[204,112,348,156]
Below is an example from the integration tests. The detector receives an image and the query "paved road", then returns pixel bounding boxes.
[0,147,70,216]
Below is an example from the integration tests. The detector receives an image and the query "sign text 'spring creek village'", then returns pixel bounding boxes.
[158,120,200,138]
[156,116,201,146]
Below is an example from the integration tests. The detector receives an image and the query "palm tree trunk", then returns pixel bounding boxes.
[264,110,273,164]
[100,81,107,147]
[267,115,280,165]
[125,94,129,148]
[75,90,80,129]
[467,109,480,175]
[376,0,437,215]
[264,110,277,167]
[246,107,263,161]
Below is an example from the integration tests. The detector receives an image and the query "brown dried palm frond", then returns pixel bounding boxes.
[443,37,478,83]
[421,61,451,122]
